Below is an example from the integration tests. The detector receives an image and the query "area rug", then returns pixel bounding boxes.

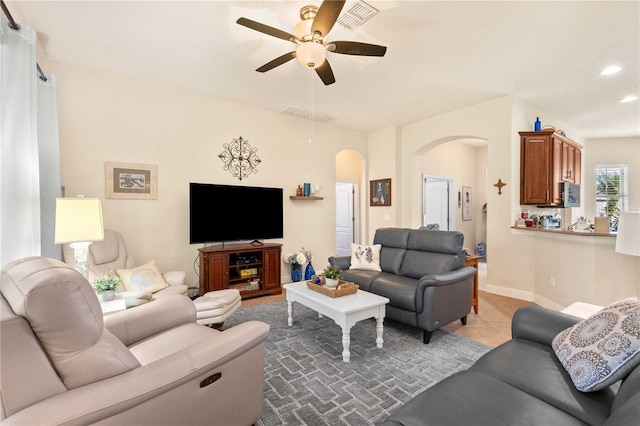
[225,301,490,425]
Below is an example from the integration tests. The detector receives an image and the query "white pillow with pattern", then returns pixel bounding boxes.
[552,297,640,392]
[349,243,382,272]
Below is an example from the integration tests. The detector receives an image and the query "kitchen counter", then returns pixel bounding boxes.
[510,226,616,237]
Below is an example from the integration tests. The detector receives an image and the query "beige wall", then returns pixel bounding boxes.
[45,54,640,307]
[392,96,639,308]
[420,140,487,251]
[50,60,368,287]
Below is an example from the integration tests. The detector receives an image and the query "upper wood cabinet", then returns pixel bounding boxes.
[519,131,583,206]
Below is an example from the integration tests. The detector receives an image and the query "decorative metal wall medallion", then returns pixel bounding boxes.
[218,136,261,181]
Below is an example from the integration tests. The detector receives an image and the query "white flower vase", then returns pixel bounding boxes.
[102,290,116,301]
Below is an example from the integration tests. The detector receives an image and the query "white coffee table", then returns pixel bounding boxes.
[283,281,390,362]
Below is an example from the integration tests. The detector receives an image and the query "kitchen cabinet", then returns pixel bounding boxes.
[519,131,583,206]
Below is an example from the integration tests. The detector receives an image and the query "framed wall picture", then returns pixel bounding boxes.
[370,178,391,206]
[106,162,157,200]
[462,186,472,221]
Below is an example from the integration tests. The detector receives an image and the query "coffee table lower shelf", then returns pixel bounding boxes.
[283,281,390,362]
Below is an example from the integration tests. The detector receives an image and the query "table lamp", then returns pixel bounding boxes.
[54,196,104,279]
[615,211,640,256]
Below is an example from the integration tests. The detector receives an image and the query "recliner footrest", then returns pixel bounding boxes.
[193,289,241,326]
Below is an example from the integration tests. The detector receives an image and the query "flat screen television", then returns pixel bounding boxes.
[189,182,283,244]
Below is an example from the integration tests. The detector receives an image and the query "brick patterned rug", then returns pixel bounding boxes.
[225,301,490,425]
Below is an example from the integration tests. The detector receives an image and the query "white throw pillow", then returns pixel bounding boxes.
[116,260,168,294]
[349,243,382,272]
[552,297,640,392]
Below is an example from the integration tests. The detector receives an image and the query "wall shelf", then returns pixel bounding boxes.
[289,196,323,200]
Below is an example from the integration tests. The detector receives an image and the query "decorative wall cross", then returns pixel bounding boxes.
[493,179,506,195]
[218,136,261,181]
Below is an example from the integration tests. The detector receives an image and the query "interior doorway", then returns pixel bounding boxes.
[335,181,360,255]
[423,174,456,231]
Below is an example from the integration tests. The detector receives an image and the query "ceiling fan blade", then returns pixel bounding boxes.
[329,41,387,57]
[237,17,298,43]
[256,51,297,73]
[315,60,336,86]
[311,0,346,38]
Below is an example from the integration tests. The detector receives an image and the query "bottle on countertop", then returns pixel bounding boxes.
[534,117,541,131]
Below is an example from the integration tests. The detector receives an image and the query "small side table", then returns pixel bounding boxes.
[465,255,481,314]
[561,302,603,319]
[99,294,127,315]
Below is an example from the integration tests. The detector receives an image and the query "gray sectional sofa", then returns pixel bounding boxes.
[329,228,476,343]
[381,303,640,425]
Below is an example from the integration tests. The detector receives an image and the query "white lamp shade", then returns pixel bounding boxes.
[615,211,640,256]
[296,42,327,68]
[54,198,104,244]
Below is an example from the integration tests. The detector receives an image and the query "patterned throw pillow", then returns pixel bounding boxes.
[349,243,382,272]
[552,297,640,392]
[116,260,168,294]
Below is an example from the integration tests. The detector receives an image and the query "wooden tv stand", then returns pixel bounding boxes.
[198,243,282,300]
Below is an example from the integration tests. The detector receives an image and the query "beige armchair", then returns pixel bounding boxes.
[62,229,188,306]
[1,256,269,425]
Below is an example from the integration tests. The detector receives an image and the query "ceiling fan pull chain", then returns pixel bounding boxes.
[309,68,314,143]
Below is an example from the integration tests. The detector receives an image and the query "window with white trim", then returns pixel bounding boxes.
[595,165,628,223]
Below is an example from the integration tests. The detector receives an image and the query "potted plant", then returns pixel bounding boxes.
[322,264,342,288]
[92,275,121,301]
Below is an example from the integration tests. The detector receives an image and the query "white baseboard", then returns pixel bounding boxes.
[484,284,565,311]
[485,284,534,302]
[532,294,565,311]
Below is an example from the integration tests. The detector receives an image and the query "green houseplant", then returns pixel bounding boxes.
[322,264,342,288]
[92,275,121,301]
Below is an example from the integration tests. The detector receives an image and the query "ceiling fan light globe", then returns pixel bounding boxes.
[296,42,326,69]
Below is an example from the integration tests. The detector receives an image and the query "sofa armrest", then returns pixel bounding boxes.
[417,266,476,290]
[1,321,270,426]
[328,255,351,271]
[104,295,196,346]
[511,304,581,346]
[162,270,186,286]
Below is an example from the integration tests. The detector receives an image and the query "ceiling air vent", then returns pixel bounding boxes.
[280,105,334,123]
[337,1,379,31]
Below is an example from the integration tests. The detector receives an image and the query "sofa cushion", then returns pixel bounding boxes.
[349,243,382,272]
[373,227,411,248]
[117,260,169,294]
[552,297,640,392]
[369,274,418,312]
[381,370,587,426]
[340,269,383,292]
[408,229,464,256]
[400,251,462,279]
[379,247,406,275]
[472,338,617,425]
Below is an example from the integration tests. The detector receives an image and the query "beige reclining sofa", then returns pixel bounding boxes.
[1,256,269,425]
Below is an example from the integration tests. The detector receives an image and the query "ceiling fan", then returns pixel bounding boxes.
[237,0,387,85]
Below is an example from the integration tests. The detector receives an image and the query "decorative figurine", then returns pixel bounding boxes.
[296,185,303,196]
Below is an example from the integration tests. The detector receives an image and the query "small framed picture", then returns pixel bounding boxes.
[106,162,157,200]
[370,178,391,207]
[462,186,472,221]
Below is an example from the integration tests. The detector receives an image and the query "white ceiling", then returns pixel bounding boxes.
[9,0,640,139]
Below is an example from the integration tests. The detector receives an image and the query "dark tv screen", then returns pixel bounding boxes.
[189,183,283,244]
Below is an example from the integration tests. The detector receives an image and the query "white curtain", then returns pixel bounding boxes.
[0,17,61,266]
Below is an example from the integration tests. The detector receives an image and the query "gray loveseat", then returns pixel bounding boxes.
[329,228,476,343]
[381,304,640,425]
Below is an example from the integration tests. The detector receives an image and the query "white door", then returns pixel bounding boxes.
[423,175,455,231]
[336,182,355,255]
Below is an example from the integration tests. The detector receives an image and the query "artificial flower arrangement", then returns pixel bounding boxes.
[300,247,312,263]
[283,251,307,266]
[92,274,121,294]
